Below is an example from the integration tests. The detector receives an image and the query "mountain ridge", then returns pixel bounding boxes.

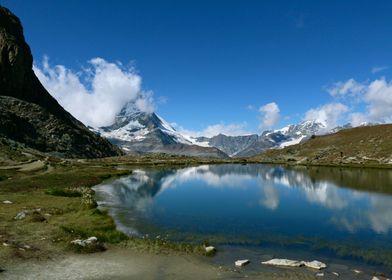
[0,6,123,158]
[98,102,228,158]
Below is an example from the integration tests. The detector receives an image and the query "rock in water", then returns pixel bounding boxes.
[262,258,327,270]
[261,258,303,267]
[0,6,122,158]
[235,260,250,267]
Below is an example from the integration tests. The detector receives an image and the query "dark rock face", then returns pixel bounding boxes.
[0,6,122,158]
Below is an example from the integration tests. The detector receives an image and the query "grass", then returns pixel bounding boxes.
[2,143,392,271]
[45,187,82,197]
[0,151,236,266]
[251,124,392,168]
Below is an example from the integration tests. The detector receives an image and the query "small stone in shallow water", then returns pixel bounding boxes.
[235,259,250,267]
[2,201,12,204]
[332,272,339,277]
[352,269,362,274]
[261,258,303,267]
[316,272,324,277]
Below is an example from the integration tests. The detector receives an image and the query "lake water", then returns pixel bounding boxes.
[94,164,392,274]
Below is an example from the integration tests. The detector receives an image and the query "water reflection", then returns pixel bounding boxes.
[94,164,392,237]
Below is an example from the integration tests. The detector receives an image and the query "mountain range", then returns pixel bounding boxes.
[96,101,349,158]
[96,102,228,158]
[0,5,379,160]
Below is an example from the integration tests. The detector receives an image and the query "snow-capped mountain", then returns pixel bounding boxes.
[195,120,327,158]
[95,101,355,158]
[97,102,228,158]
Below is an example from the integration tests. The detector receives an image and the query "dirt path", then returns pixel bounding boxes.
[1,248,321,280]
[0,160,47,172]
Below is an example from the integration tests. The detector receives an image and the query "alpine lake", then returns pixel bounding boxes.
[94,164,392,278]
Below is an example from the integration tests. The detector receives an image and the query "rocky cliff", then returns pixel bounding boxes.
[0,6,122,158]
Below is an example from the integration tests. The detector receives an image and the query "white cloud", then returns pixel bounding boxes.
[371,66,389,74]
[328,78,365,97]
[258,102,280,130]
[349,112,368,127]
[33,56,154,127]
[304,102,349,130]
[326,77,392,125]
[179,122,250,138]
[364,78,392,123]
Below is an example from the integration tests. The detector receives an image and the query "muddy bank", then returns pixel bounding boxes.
[1,247,325,280]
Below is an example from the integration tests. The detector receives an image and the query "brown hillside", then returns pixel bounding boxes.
[252,124,392,167]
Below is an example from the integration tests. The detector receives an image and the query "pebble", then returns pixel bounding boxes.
[332,272,339,277]
[2,201,12,204]
[316,272,324,277]
[205,246,216,253]
[303,260,327,270]
[235,259,250,267]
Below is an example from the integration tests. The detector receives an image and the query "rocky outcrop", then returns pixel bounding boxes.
[0,6,122,158]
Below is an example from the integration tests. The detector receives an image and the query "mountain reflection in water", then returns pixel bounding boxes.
[94,164,392,246]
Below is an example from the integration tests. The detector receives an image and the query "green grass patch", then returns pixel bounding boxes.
[45,187,82,197]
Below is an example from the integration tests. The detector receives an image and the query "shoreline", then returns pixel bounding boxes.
[1,155,391,279]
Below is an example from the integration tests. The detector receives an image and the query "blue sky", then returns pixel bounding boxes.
[2,0,392,135]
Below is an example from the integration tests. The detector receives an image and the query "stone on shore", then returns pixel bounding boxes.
[303,260,327,270]
[262,258,327,270]
[14,211,27,220]
[235,259,250,267]
[205,246,216,254]
[71,236,98,247]
[2,200,12,204]
[261,258,303,267]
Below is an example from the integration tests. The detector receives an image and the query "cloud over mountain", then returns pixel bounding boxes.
[33,57,154,127]
[258,102,280,130]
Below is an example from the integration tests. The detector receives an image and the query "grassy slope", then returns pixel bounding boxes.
[251,124,392,168]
